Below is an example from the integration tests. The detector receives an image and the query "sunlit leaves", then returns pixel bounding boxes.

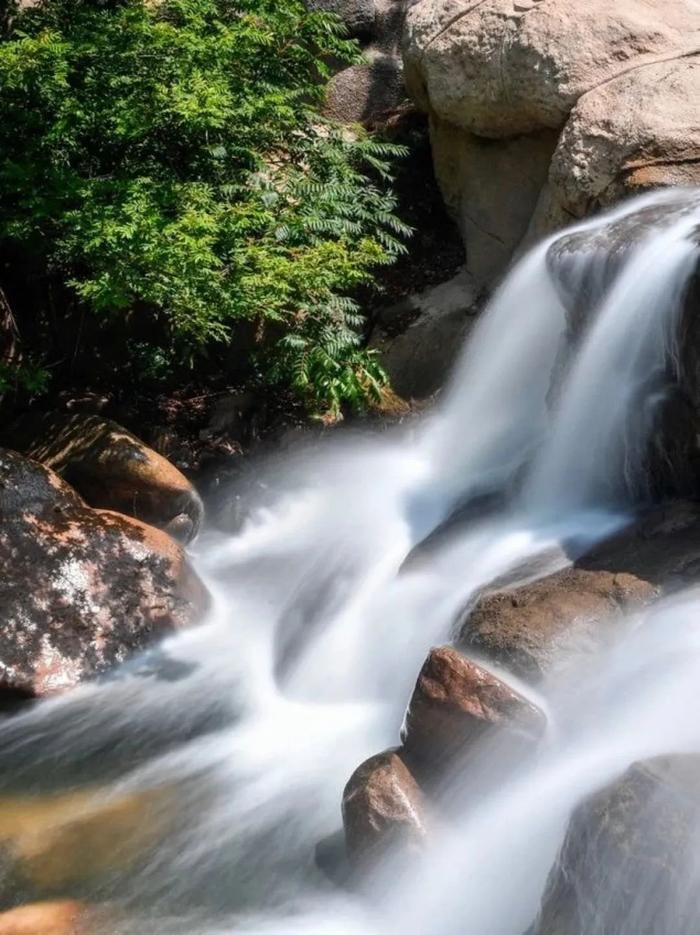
[0,0,410,417]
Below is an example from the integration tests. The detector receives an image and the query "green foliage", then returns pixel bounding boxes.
[0,0,410,417]
[0,360,50,398]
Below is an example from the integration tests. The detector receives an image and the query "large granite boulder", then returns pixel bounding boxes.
[460,503,700,682]
[531,755,700,935]
[8,413,203,543]
[0,449,207,701]
[403,0,700,282]
[541,58,700,235]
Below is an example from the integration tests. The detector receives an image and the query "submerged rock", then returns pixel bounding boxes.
[401,646,546,768]
[0,785,172,894]
[0,449,208,700]
[342,748,428,869]
[531,755,700,935]
[9,413,203,543]
[460,503,700,681]
[0,900,93,934]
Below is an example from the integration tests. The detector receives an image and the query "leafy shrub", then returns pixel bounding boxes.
[0,0,409,417]
[0,360,50,398]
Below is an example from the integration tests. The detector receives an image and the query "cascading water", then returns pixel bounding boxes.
[1,190,700,934]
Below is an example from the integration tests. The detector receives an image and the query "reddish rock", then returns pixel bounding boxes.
[342,749,427,869]
[10,413,203,543]
[0,901,91,934]
[401,646,546,766]
[0,449,208,700]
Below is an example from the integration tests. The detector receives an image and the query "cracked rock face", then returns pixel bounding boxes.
[0,449,208,701]
[403,0,700,282]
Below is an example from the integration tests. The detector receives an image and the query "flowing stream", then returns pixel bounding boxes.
[2,190,700,932]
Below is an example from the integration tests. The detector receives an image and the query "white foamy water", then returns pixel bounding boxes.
[0,190,699,933]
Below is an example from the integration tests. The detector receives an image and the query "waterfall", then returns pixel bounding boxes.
[0,190,699,933]
[525,192,700,513]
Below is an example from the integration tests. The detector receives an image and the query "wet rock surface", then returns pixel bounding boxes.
[0,786,172,899]
[8,413,204,544]
[545,200,700,500]
[461,503,700,681]
[531,755,700,935]
[342,748,428,868]
[0,449,208,700]
[0,900,93,934]
[546,199,700,327]
[401,646,546,767]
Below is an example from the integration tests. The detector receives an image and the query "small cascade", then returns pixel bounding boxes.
[0,190,698,933]
[525,192,700,513]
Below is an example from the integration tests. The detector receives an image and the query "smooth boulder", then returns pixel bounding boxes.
[10,413,203,543]
[532,756,700,935]
[0,449,208,700]
[403,0,700,282]
[401,646,546,767]
[342,748,428,868]
[460,503,700,681]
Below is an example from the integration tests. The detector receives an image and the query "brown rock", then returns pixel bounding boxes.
[532,755,700,935]
[10,413,203,543]
[0,901,91,935]
[402,646,546,766]
[0,448,208,700]
[342,748,428,868]
[461,503,700,681]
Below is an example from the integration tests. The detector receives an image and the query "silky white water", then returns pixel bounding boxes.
[1,190,699,933]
